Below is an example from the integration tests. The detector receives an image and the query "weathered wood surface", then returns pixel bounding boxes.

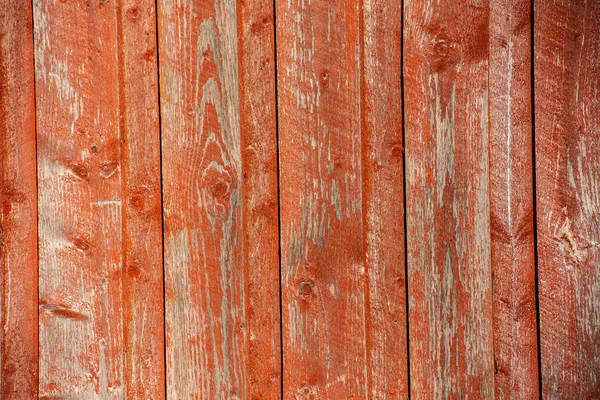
[158,0,280,397]
[404,0,494,398]
[3,1,600,397]
[34,0,164,397]
[489,0,539,397]
[276,0,408,396]
[238,0,282,397]
[0,1,38,398]
[535,0,600,397]
[362,0,409,397]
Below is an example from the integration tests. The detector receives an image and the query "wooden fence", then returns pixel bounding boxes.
[1,0,599,398]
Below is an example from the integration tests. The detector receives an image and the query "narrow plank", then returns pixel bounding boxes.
[0,1,38,398]
[403,0,494,398]
[158,0,279,397]
[489,0,539,397]
[535,0,600,397]
[276,0,366,394]
[238,0,282,397]
[34,1,164,397]
[362,0,409,397]
[119,0,165,397]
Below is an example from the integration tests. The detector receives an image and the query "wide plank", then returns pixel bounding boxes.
[535,0,600,397]
[34,1,164,397]
[0,1,38,398]
[158,0,280,397]
[489,0,539,397]
[277,0,408,396]
[404,0,494,397]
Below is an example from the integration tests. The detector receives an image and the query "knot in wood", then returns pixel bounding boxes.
[299,280,314,297]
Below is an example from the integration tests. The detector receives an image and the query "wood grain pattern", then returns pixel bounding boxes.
[238,0,282,397]
[535,0,600,397]
[158,0,279,397]
[276,0,365,395]
[403,0,494,398]
[489,0,539,397]
[34,1,164,397]
[118,0,165,397]
[0,1,38,398]
[277,0,408,396]
[362,0,409,397]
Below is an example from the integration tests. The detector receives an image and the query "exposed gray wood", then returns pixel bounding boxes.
[404,0,494,397]
[536,0,600,397]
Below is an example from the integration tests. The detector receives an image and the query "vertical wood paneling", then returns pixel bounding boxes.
[277,0,408,396]
[362,0,409,398]
[34,1,164,397]
[404,0,494,398]
[535,0,600,397]
[489,0,539,397]
[0,1,38,398]
[158,0,279,397]
[238,0,282,397]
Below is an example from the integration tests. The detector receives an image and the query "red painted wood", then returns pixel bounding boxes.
[404,0,494,398]
[34,1,164,397]
[276,0,408,396]
[362,0,409,397]
[238,0,282,397]
[119,0,165,397]
[535,0,600,397]
[158,0,280,397]
[0,2,38,398]
[489,0,539,397]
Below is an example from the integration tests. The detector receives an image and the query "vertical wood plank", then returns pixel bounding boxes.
[119,0,165,397]
[404,0,494,398]
[535,0,600,397]
[489,0,539,397]
[238,0,282,397]
[277,0,408,396]
[158,0,280,397]
[34,1,164,397]
[362,0,409,398]
[276,0,365,395]
[0,1,38,398]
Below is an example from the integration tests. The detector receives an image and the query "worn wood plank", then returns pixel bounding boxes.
[403,0,494,398]
[34,1,164,397]
[238,0,282,397]
[158,0,279,397]
[276,0,365,395]
[535,0,600,397]
[118,0,165,397]
[277,0,408,396]
[0,1,38,398]
[362,0,409,397]
[489,0,539,397]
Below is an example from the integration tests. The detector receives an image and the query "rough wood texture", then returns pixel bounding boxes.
[276,0,364,395]
[362,0,409,397]
[34,1,164,397]
[404,0,494,398]
[238,0,282,397]
[0,2,38,398]
[489,0,539,397]
[118,0,165,397]
[535,0,600,397]
[158,0,279,397]
[277,0,408,396]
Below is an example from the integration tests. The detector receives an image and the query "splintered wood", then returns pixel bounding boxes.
[0,0,598,398]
